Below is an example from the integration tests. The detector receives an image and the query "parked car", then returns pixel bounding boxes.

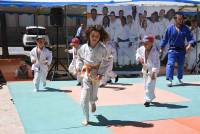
[23,26,50,50]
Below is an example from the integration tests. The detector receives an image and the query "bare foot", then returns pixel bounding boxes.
[82,119,88,126]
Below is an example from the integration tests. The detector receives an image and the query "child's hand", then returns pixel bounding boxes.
[186,44,192,53]
[151,72,156,80]
[32,59,36,64]
[44,60,48,65]
[64,49,68,52]
[76,68,81,73]
[139,57,144,64]
[96,75,102,80]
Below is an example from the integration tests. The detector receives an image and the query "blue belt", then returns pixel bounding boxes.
[117,38,129,42]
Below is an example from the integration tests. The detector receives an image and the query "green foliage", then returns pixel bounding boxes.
[113,64,142,71]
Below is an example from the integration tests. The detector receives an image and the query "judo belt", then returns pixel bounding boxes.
[81,64,100,82]
[143,69,150,77]
[117,38,129,42]
[169,46,185,51]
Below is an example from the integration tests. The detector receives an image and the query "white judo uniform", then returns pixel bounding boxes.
[87,16,102,26]
[130,21,141,64]
[187,27,200,70]
[115,24,133,65]
[110,19,121,63]
[136,45,160,102]
[100,41,117,85]
[30,47,52,91]
[103,25,117,59]
[110,19,121,41]
[159,18,170,61]
[77,42,109,121]
[68,47,81,83]
[148,21,162,50]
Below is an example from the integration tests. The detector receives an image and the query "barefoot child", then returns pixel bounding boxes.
[76,25,109,125]
[65,37,81,85]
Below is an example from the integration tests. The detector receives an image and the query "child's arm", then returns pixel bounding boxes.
[65,48,73,54]
[76,47,84,72]
[151,48,160,75]
[136,47,144,64]
[45,50,52,66]
[97,47,110,77]
[30,50,36,64]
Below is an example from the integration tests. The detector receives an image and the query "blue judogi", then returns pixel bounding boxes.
[160,24,194,80]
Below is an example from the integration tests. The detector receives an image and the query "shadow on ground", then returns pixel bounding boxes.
[172,82,200,87]
[88,115,154,128]
[40,87,72,93]
[151,102,188,109]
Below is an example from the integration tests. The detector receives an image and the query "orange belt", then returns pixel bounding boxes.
[81,64,100,81]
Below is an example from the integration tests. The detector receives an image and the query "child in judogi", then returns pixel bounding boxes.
[76,25,110,126]
[30,36,52,92]
[65,37,81,86]
[136,35,160,107]
[100,40,118,87]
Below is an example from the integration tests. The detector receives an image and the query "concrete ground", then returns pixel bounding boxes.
[0,85,25,134]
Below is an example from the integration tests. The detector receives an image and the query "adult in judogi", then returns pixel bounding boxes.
[102,15,111,34]
[118,9,125,20]
[187,19,200,72]
[115,16,133,66]
[109,11,121,39]
[98,6,109,24]
[87,8,101,26]
[102,15,118,65]
[160,14,195,87]
[136,35,160,107]
[76,26,110,126]
[30,36,52,92]
[100,15,118,86]
[109,11,121,63]
[159,9,169,37]
[149,12,162,50]
[139,19,151,45]
[127,15,133,29]
[166,9,176,26]
[127,15,138,64]
[159,9,171,61]
[131,6,139,26]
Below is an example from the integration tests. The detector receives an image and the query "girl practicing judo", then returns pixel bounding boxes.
[76,25,110,125]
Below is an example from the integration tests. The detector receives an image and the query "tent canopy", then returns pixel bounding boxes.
[0,0,132,7]
[0,0,200,7]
